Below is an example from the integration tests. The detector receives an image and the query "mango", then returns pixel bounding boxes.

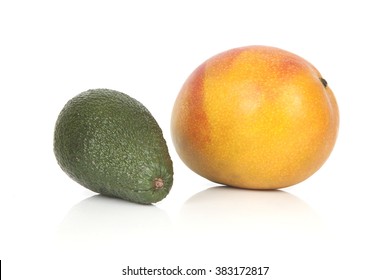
[171,45,339,189]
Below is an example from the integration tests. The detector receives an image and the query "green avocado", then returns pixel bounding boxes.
[54,88,173,204]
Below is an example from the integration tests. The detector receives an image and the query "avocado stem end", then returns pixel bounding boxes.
[153,178,164,189]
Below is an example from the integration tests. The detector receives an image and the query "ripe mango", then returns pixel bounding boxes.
[171,45,339,189]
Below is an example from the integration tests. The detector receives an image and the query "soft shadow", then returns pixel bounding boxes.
[178,186,323,238]
[56,194,172,250]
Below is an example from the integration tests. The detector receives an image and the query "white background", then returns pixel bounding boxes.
[1,0,389,279]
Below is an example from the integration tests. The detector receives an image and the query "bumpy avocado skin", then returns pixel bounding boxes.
[54,89,173,204]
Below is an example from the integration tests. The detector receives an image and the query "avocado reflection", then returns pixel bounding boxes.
[178,186,322,237]
[56,195,171,249]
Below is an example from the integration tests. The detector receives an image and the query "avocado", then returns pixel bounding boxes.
[54,88,173,204]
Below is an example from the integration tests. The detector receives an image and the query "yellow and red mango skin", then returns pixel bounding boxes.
[171,46,339,189]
